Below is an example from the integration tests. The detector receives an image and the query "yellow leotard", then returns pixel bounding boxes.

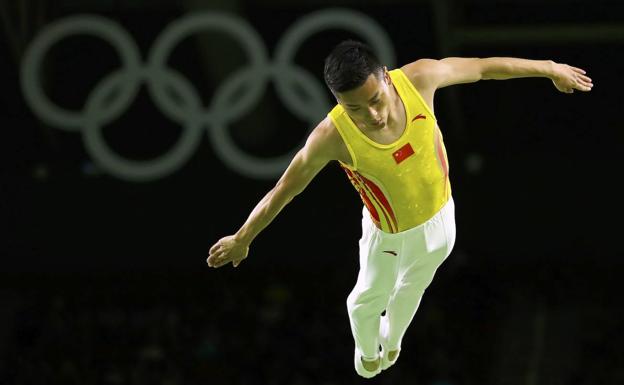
[328,68,451,233]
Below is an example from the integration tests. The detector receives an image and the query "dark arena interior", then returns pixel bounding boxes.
[1,0,623,384]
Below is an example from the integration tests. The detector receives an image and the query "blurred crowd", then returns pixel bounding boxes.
[1,256,622,385]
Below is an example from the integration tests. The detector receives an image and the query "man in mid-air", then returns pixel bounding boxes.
[207,40,592,378]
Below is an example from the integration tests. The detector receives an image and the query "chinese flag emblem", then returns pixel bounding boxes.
[392,143,414,164]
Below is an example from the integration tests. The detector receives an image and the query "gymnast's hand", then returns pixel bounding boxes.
[550,62,593,93]
[207,235,249,268]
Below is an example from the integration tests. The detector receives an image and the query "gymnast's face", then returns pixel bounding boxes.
[336,68,393,130]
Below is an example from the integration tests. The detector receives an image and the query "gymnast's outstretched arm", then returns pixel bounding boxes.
[206,117,343,269]
[401,57,593,93]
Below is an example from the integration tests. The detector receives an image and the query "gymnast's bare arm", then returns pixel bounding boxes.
[207,117,344,269]
[401,57,593,95]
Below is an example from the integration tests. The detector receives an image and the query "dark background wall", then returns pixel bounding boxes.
[1,1,623,384]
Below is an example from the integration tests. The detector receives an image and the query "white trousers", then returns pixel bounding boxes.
[346,197,456,360]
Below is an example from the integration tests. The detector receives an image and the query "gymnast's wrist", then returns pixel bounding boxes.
[544,60,558,80]
[233,228,253,246]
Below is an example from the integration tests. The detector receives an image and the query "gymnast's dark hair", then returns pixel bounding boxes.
[324,40,383,94]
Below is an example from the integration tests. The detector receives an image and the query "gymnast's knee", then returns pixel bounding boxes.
[347,287,393,316]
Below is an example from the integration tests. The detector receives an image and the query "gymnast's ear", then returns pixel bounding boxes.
[382,66,391,85]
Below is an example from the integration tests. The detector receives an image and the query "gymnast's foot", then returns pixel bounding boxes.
[361,356,380,371]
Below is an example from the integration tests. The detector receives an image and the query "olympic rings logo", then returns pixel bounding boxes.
[21,9,395,181]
